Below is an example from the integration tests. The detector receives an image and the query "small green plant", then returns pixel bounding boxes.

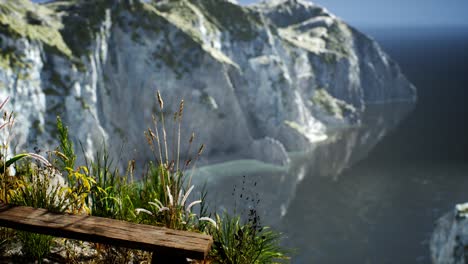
[0,97,25,203]
[17,231,54,262]
[209,211,288,264]
[0,97,56,204]
[55,116,76,174]
[9,163,63,262]
[84,147,138,221]
[208,176,290,263]
[0,227,14,254]
[12,164,68,213]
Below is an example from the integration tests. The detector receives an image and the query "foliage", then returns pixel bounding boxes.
[208,175,290,263]
[84,148,138,221]
[12,164,68,213]
[0,93,290,262]
[136,164,207,230]
[0,97,21,203]
[136,91,210,231]
[55,116,76,175]
[0,97,55,204]
[17,231,54,262]
[209,211,289,264]
[0,227,14,254]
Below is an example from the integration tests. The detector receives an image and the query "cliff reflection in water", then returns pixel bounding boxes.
[193,102,414,228]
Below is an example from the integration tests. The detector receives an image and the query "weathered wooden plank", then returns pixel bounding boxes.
[0,204,212,259]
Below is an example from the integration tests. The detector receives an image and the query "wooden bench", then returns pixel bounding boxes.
[0,203,212,263]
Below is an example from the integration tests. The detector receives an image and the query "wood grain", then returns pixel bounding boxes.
[0,204,212,259]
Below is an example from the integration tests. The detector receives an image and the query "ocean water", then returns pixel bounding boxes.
[282,26,468,263]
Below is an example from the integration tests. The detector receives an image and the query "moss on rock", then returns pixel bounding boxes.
[196,0,261,41]
[0,45,33,78]
[324,21,349,57]
[45,0,111,57]
[311,88,356,119]
[0,0,72,58]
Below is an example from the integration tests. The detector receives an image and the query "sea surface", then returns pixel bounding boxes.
[282,26,468,263]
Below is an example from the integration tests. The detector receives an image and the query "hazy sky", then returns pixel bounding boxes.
[32,0,468,27]
[239,0,468,27]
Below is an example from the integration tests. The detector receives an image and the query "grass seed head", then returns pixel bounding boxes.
[156,90,164,110]
[178,100,184,119]
[198,144,205,155]
[189,132,194,144]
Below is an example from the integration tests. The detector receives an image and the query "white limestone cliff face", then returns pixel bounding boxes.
[0,0,416,222]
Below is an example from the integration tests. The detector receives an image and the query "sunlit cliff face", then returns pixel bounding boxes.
[0,0,415,222]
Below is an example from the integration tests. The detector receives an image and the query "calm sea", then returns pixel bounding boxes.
[283,26,468,263]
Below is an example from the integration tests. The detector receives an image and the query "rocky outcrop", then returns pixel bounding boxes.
[431,203,468,264]
[0,0,416,221]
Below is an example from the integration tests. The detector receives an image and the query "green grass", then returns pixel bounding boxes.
[84,148,139,221]
[209,212,289,264]
[17,231,54,262]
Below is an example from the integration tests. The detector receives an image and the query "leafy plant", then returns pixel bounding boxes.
[208,176,290,263]
[84,147,138,221]
[135,170,208,231]
[9,163,64,262]
[0,98,30,170]
[0,97,22,203]
[209,211,289,264]
[55,116,76,175]
[0,97,55,204]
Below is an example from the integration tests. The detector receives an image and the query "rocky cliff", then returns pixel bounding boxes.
[0,0,416,221]
[431,204,468,264]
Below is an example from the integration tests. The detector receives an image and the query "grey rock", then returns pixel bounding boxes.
[431,204,468,264]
